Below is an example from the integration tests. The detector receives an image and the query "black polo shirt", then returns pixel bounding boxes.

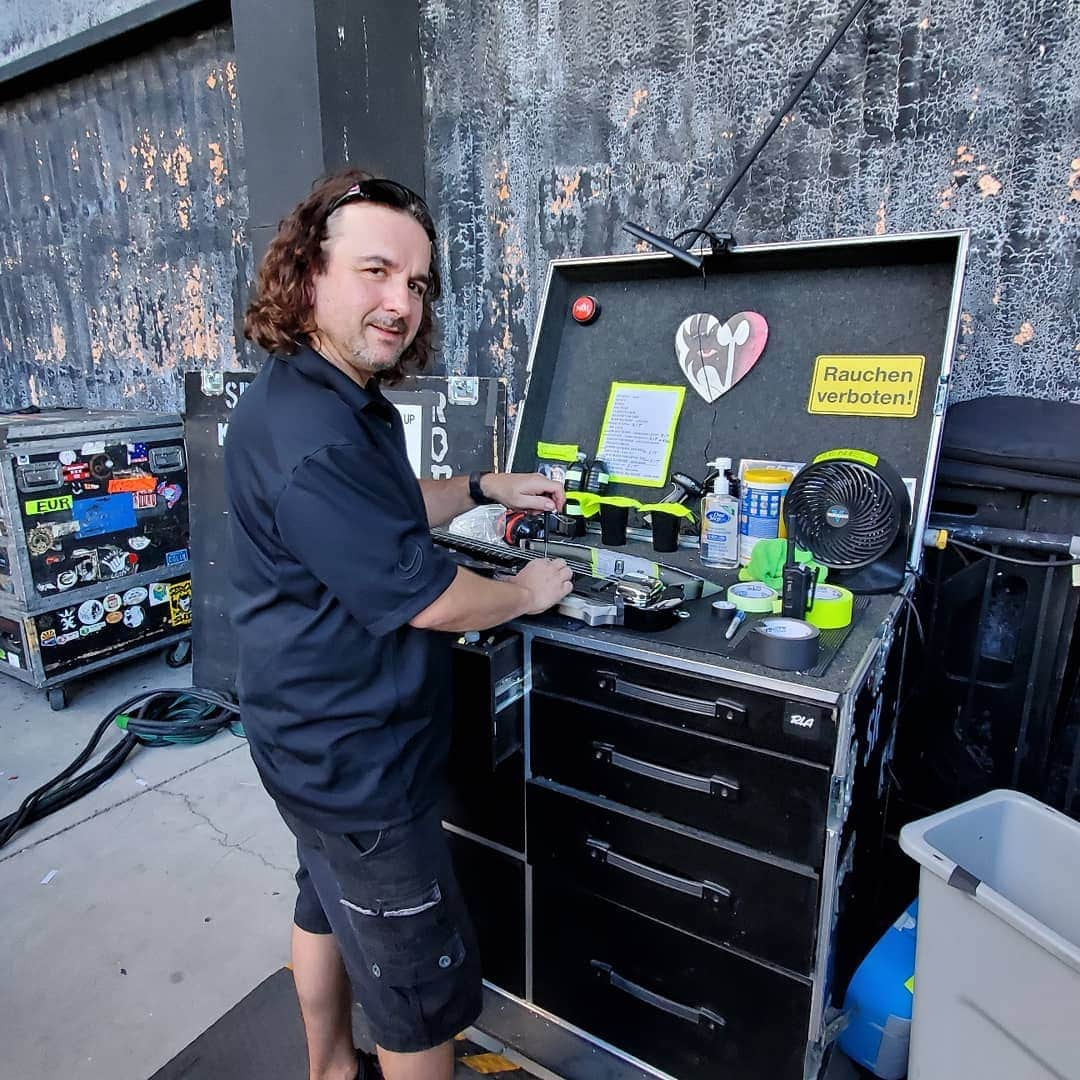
[224,344,457,833]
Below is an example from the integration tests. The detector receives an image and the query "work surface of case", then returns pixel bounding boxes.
[439,231,967,1079]
[0,409,191,694]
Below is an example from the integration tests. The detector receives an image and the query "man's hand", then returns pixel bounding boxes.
[482,472,566,514]
[515,558,573,614]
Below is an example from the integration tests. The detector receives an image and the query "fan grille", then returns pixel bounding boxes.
[786,459,901,569]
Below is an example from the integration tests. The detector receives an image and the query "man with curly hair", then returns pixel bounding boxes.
[225,169,572,1080]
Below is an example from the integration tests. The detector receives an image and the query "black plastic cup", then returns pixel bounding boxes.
[650,511,680,552]
[599,504,630,546]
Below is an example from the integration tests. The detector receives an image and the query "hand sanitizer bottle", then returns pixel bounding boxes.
[700,457,740,569]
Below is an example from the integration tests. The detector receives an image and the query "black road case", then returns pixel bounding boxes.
[183,370,507,697]
[0,409,191,707]
[439,230,968,1079]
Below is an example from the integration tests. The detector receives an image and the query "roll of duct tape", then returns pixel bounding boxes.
[806,584,854,630]
[748,617,821,671]
[727,582,779,613]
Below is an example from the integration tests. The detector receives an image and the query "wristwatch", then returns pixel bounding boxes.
[469,470,496,505]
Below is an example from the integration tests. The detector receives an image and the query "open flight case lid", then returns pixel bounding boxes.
[508,231,969,571]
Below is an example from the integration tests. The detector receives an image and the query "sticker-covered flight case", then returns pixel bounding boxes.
[0,409,191,708]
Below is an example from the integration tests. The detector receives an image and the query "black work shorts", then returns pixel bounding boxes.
[278,801,483,1053]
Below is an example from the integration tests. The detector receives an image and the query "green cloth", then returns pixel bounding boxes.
[738,538,828,592]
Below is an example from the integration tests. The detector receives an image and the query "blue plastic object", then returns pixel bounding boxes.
[837,899,918,1079]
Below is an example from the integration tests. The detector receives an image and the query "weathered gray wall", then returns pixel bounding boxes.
[0,22,253,410]
[1,0,165,70]
[422,0,1080,408]
[2,1,1077,413]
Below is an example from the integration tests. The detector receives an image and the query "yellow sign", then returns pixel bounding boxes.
[808,356,925,418]
[25,495,73,515]
[168,580,192,627]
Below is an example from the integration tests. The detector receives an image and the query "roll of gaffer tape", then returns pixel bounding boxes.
[805,584,854,630]
[748,617,821,671]
[727,582,779,613]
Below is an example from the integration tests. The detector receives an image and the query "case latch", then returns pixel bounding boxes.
[828,737,858,829]
[15,461,62,493]
[149,446,185,473]
[869,620,895,696]
[932,375,949,416]
[447,377,479,406]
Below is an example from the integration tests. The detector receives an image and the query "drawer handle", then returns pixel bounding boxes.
[596,671,746,725]
[590,961,726,1034]
[586,838,731,906]
[592,741,740,800]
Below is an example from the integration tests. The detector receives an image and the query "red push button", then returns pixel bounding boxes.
[571,295,600,324]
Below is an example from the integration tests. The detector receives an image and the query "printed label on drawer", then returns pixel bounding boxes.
[783,701,830,742]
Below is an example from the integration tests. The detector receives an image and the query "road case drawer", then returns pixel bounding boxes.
[527,780,818,974]
[531,639,837,765]
[530,691,830,866]
[532,873,811,1080]
[445,630,525,851]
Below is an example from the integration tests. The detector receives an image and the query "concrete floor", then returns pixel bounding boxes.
[0,653,296,1080]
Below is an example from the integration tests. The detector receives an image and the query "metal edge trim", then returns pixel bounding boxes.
[460,1026,566,1080]
[440,820,525,863]
[521,623,840,705]
[4,422,184,444]
[543,228,968,271]
[31,629,190,690]
[478,981,678,1080]
[1,456,40,611]
[807,826,844,1042]
[524,862,534,1000]
[523,636,534,779]
[909,228,970,570]
[7,565,192,617]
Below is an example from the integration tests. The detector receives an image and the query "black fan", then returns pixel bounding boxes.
[784,451,911,593]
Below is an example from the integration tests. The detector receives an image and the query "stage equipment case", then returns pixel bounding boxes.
[183,371,507,697]
[438,231,969,1080]
[0,409,192,709]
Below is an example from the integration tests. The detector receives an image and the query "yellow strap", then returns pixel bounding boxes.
[536,441,579,462]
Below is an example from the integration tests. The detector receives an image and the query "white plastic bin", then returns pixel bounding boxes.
[900,790,1080,1080]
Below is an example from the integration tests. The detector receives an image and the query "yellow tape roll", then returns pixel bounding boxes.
[806,584,854,629]
[727,582,779,613]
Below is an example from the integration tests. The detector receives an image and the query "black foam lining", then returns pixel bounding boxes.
[512,235,962,512]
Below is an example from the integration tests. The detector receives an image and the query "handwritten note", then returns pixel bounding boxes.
[596,383,685,487]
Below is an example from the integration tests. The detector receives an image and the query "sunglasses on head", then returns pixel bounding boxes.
[327,178,436,240]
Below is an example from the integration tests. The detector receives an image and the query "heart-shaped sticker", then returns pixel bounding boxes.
[675,311,769,403]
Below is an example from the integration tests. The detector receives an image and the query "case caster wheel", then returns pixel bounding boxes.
[47,687,68,711]
[164,639,192,668]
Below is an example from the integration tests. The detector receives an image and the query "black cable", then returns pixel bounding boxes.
[687,0,874,242]
[947,538,1080,568]
[0,687,241,851]
[899,592,926,650]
